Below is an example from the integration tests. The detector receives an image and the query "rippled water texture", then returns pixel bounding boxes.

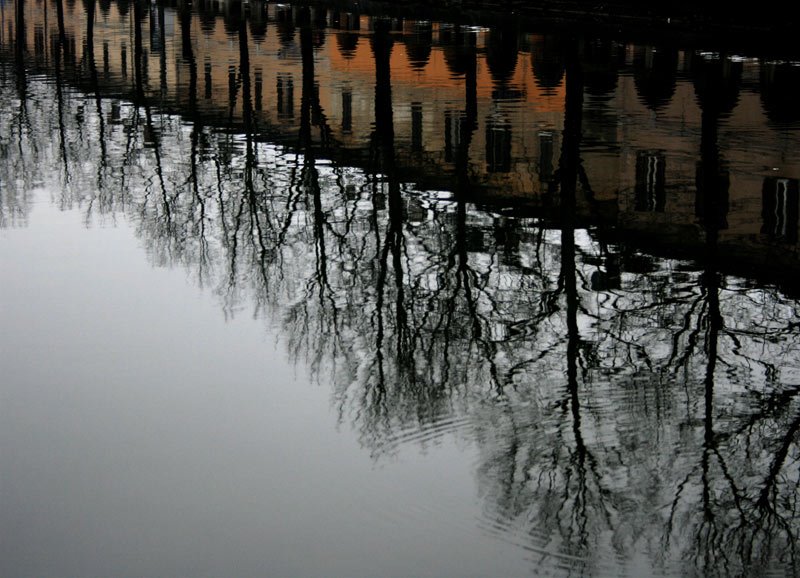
[1,0,800,576]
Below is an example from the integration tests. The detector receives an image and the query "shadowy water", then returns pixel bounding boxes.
[2,1,800,576]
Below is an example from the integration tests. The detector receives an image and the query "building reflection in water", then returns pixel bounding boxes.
[2,0,800,574]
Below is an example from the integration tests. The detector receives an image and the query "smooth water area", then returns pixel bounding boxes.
[2,1,800,576]
[1,192,527,578]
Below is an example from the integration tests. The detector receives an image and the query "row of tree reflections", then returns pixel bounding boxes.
[3,1,800,574]
[4,0,800,129]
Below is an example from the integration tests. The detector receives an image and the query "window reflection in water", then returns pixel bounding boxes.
[763,177,799,242]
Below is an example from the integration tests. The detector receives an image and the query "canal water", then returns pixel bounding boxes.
[1,1,799,576]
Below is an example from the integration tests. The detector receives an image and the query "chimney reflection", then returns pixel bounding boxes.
[333,11,359,59]
[530,34,565,95]
[760,61,800,126]
[248,1,267,44]
[275,4,294,47]
[485,23,518,87]
[582,38,621,103]
[633,45,678,112]
[403,21,432,71]
[440,24,476,79]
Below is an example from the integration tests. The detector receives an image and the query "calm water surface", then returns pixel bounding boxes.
[2,1,800,576]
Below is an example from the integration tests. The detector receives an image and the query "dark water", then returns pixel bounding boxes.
[2,1,800,576]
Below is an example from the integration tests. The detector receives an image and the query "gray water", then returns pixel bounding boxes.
[1,1,800,576]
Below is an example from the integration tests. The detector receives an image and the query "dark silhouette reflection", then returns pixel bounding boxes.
[633,45,678,112]
[693,53,741,233]
[275,4,295,47]
[197,0,217,34]
[691,52,742,119]
[222,0,243,37]
[440,24,477,78]
[485,23,518,86]
[442,26,477,171]
[332,10,359,59]
[297,5,332,152]
[582,38,621,102]
[311,7,327,49]
[3,5,800,576]
[530,34,565,94]
[760,61,800,126]
[335,31,358,59]
[403,21,432,71]
[150,1,165,52]
[481,24,518,171]
[248,1,268,44]
[179,0,193,62]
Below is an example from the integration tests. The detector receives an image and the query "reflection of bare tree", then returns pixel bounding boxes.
[473,41,619,575]
[281,7,345,374]
[0,0,31,225]
[2,6,800,574]
[651,54,800,577]
[465,44,800,576]
[82,0,112,218]
[132,0,174,246]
